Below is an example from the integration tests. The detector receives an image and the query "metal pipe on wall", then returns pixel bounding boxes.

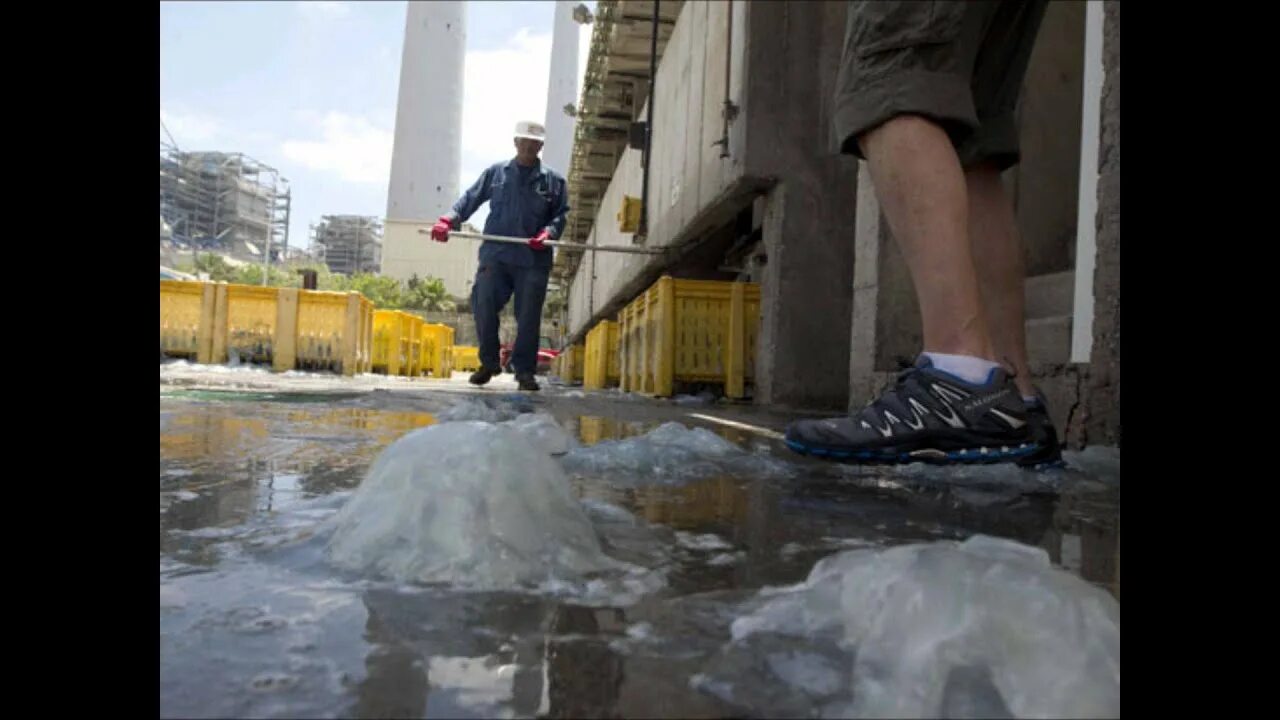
[638,0,660,238]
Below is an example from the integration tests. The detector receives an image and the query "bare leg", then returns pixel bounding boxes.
[859,115,995,362]
[966,162,1035,398]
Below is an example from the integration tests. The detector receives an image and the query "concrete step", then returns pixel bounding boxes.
[1025,270,1075,320]
[1026,314,1072,366]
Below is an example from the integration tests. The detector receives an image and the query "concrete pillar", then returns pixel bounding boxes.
[747,1,858,411]
[756,178,857,410]
[1084,1,1120,447]
[1015,0,1086,278]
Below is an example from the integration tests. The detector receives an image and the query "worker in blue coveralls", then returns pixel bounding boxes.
[429,120,570,392]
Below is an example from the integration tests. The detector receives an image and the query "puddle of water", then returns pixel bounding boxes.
[160,391,1119,718]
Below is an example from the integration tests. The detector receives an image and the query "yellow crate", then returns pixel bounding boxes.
[160,280,217,362]
[420,323,455,377]
[452,345,481,373]
[372,310,419,376]
[403,313,425,376]
[559,344,585,384]
[162,281,373,375]
[291,290,374,375]
[217,283,281,365]
[583,320,620,389]
[618,276,760,399]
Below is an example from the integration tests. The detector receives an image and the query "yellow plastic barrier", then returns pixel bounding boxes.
[373,310,420,376]
[403,313,425,376]
[559,344,585,384]
[583,320,620,390]
[160,280,218,363]
[217,283,281,366]
[452,345,481,373]
[618,276,760,399]
[292,289,374,375]
[161,281,374,375]
[420,323,455,377]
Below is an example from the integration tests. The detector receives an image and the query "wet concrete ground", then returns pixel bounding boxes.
[160,363,1120,718]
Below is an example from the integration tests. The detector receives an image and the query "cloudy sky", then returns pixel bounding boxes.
[160,1,591,248]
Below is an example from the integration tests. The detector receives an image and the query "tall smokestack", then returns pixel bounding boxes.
[543,1,581,178]
[383,1,472,295]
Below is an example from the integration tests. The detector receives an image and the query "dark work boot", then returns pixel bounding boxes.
[469,366,499,386]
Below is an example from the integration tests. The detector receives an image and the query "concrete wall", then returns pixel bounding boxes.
[644,0,750,253]
[381,222,478,298]
[1013,0,1086,277]
[565,1,858,410]
[568,250,593,337]
[565,0,1118,429]
[567,148,645,337]
[566,0,753,339]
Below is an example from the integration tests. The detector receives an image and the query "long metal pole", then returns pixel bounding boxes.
[417,228,668,256]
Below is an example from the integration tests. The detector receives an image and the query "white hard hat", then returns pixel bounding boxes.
[514,120,546,142]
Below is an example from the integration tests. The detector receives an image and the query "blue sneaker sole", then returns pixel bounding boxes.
[785,438,1045,466]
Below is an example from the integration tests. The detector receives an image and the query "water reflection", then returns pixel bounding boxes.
[544,605,626,719]
[571,411,1119,599]
[160,401,436,561]
[350,590,634,719]
[575,414,756,448]
[352,593,429,719]
[159,413,269,463]
[161,395,1119,718]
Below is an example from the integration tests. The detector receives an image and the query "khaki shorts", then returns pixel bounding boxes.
[834,0,1048,170]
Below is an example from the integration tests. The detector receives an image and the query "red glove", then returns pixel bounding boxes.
[430,215,455,243]
[530,229,551,250]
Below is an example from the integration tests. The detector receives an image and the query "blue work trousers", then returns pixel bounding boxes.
[472,259,549,374]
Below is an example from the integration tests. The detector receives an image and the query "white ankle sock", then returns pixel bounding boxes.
[922,352,1001,386]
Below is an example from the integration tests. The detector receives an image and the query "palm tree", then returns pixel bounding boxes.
[406,275,456,312]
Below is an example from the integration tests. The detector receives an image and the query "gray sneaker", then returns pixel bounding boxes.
[785,357,1041,464]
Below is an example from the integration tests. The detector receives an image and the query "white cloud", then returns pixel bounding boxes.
[160,107,222,147]
[297,1,350,20]
[454,19,597,228]
[263,17,588,230]
[280,112,393,185]
[460,27,552,174]
[578,23,591,100]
